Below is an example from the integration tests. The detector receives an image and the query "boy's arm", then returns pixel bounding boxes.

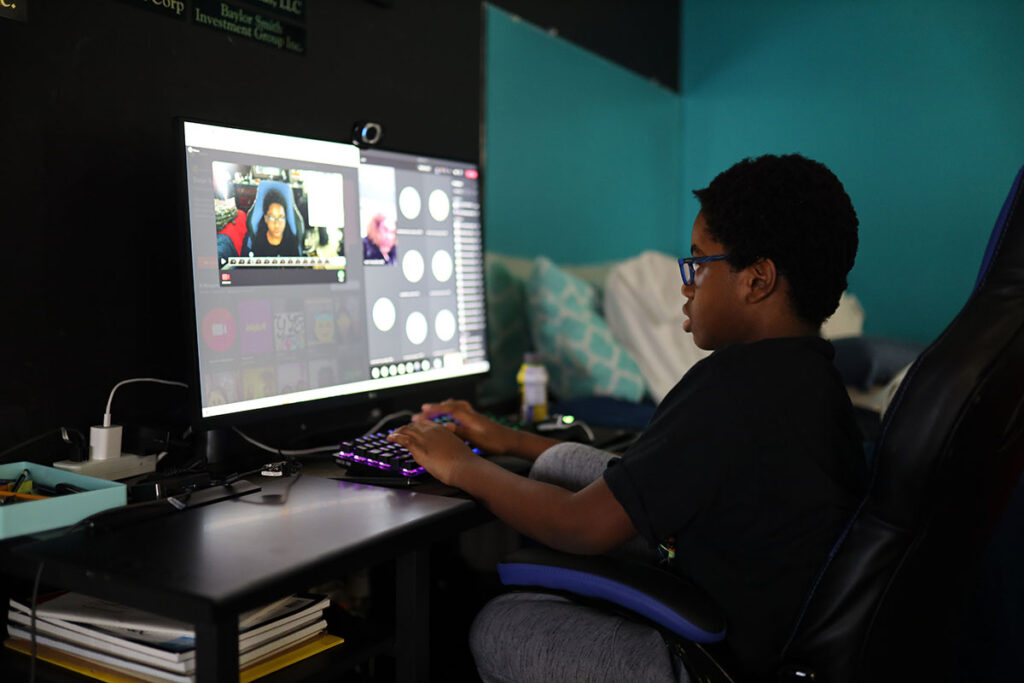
[413,399,562,463]
[389,421,637,555]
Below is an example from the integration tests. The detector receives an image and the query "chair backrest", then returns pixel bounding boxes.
[782,166,1024,682]
[247,180,299,238]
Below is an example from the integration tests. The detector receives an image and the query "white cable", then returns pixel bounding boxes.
[231,427,341,457]
[579,422,596,443]
[362,409,414,436]
[231,410,413,458]
[103,378,188,427]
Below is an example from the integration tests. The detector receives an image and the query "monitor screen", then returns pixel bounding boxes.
[179,121,488,426]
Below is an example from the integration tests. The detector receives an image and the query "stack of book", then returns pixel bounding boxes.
[5,592,343,682]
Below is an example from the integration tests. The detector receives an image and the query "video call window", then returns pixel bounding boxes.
[359,164,400,266]
[213,162,348,286]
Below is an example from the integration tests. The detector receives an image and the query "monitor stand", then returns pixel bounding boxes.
[196,427,234,476]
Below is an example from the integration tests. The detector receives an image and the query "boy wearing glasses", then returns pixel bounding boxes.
[251,188,301,257]
[390,154,866,681]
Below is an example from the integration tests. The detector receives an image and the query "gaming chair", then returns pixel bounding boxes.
[498,164,1024,682]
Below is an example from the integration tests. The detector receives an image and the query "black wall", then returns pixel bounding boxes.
[490,0,681,90]
[0,0,679,456]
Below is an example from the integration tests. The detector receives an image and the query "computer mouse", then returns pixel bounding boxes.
[534,415,594,444]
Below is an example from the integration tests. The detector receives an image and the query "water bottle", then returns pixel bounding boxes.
[517,353,548,424]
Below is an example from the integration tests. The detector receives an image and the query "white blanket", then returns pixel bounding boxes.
[603,251,710,403]
[603,251,866,403]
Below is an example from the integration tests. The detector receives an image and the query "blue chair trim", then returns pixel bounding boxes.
[975,164,1024,291]
[498,561,727,643]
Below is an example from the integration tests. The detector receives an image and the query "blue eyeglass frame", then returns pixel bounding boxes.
[678,255,728,285]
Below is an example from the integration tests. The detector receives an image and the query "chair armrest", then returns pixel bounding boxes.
[498,547,726,643]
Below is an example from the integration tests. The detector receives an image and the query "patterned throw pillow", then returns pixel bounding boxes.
[526,257,646,402]
[478,257,531,406]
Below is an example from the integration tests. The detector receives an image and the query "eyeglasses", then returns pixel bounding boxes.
[678,254,728,285]
[265,215,287,223]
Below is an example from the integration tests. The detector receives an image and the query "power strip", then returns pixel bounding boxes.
[53,453,158,481]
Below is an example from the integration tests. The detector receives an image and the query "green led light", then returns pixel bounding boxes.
[561,415,575,424]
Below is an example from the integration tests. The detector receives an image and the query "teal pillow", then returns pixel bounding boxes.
[526,257,646,402]
[478,258,530,406]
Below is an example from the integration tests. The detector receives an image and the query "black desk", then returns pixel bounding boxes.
[1,475,481,681]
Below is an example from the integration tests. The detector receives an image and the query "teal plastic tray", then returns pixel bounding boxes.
[0,461,126,540]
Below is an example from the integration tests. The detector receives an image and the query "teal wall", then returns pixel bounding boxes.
[485,1,1024,342]
[681,0,1024,342]
[484,5,682,263]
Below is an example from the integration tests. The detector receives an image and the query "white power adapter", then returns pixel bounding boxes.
[54,424,158,480]
[53,378,186,481]
[89,425,123,461]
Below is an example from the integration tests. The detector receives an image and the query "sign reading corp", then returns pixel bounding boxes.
[117,0,187,20]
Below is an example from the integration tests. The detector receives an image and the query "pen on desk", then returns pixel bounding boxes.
[34,481,87,497]
[0,469,32,505]
[0,491,51,501]
[11,468,31,492]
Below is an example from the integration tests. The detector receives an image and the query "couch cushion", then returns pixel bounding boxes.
[526,257,646,402]
[479,257,531,406]
[603,251,710,403]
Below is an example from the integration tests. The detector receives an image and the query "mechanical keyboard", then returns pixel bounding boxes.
[335,431,427,477]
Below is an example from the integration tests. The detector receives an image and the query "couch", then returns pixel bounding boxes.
[481,250,921,435]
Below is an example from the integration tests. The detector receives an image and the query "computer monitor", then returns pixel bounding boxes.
[178,120,488,432]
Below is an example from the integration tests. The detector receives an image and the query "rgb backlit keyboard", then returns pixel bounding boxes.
[335,431,426,477]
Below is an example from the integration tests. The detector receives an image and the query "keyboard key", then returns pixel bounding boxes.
[336,429,427,478]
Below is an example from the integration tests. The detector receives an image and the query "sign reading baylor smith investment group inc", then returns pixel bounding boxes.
[111,0,307,54]
[0,0,28,23]
[3,0,307,54]
[193,0,306,54]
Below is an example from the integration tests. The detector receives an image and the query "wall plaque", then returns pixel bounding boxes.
[237,0,305,22]
[193,0,306,54]
[0,0,28,23]
[117,0,187,20]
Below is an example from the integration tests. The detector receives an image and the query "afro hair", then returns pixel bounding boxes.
[693,154,859,327]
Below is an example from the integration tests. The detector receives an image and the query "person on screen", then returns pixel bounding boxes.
[214,188,247,261]
[388,154,866,681]
[251,189,300,257]
[216,203,247,260]
[362,212,398,265]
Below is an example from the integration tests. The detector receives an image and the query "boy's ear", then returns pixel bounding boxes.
[743,257,778,304]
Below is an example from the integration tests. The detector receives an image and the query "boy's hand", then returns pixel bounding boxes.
[412,399,519,456]
[387,420,474,485]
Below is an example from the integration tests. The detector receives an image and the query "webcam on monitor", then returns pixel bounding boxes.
[352,121,383,147]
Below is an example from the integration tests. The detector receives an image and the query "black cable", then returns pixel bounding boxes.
[0,427,86,464]
[59,427,86,448]
[219,466,269,487]
[0,429,58,464]
[29,559,44,683]
[65,490,195,535]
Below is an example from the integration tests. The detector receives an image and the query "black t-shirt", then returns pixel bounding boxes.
[603,336,866,675]
[251,222,300,257]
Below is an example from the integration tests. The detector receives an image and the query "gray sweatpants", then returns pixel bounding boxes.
[469,442,691,683]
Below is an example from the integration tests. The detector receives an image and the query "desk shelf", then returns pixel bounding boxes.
[0,631,385,683]
[0,476,484,682]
